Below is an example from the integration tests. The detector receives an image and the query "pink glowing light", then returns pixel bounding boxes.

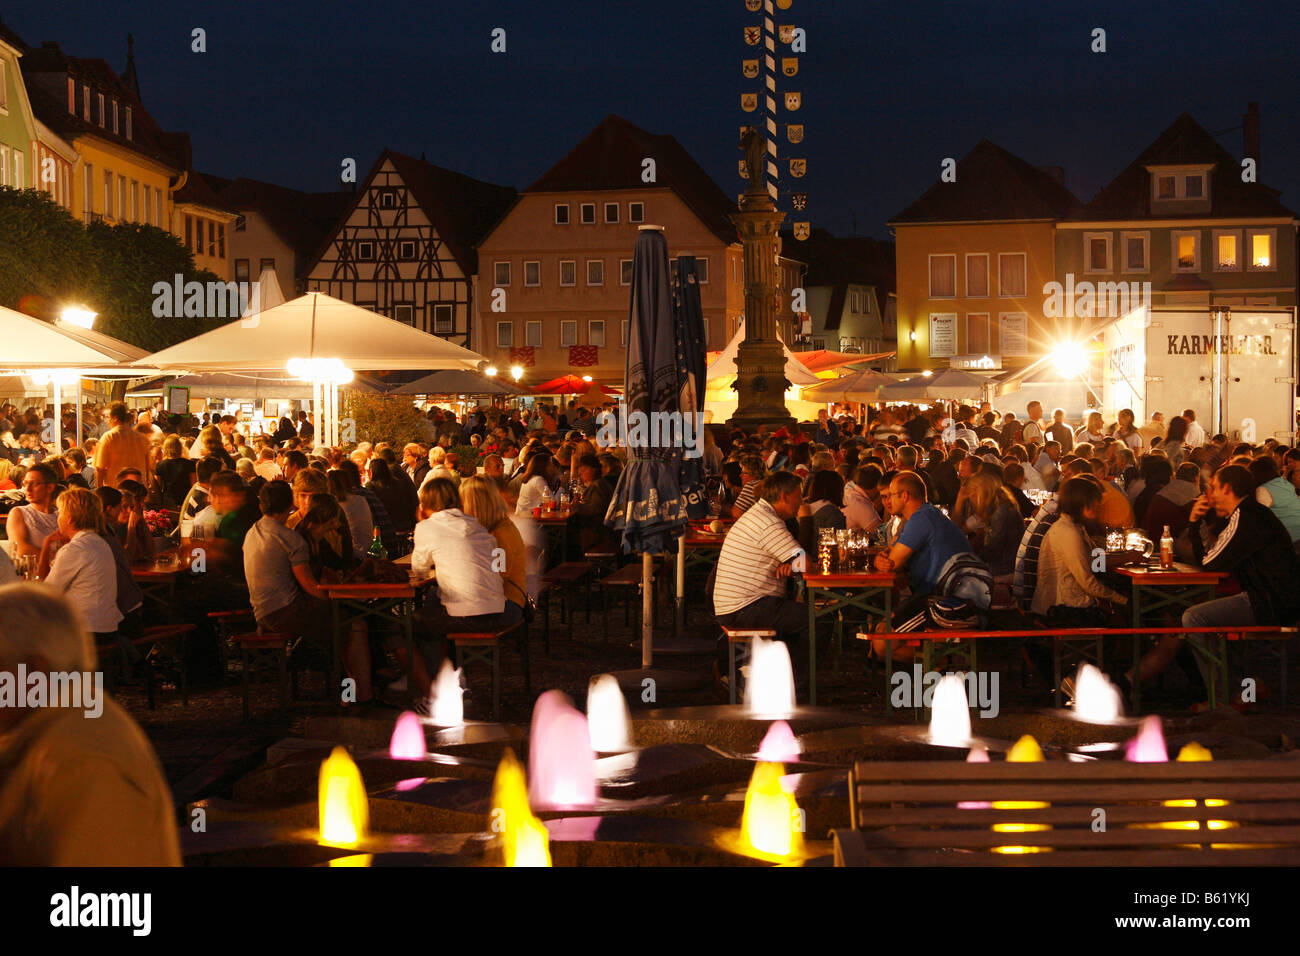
[528,690,598,808]
[389,711,426,760]
[395,777,425,792]
[1125,716,1169,762]
[958,746,991,809]
[756,721,800,763]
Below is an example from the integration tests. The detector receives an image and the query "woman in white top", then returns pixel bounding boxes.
[329,469,372,556]
[1075,411,1107,446]
[514,452,556,516]
[5,463,61,558]
[41,488,123,638]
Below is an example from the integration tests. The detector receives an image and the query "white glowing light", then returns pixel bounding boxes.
[287,357,353,384]
[1050,343,1088,379]
[58,307,97,329]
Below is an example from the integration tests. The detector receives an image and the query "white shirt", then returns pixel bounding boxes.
[1185,419,1207,448]
[339,494,373,555]
[191,505,222,540]
[516,475,551,515]
[713,498,804,616]
[45,530,123,634]
[510,514,546,600]
[411,509,505,617]
[1021,420,1045,445]
[1021,461,1047,492]
[842,482,882,533]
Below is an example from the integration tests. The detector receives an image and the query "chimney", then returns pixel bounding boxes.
[1243,102,1260,169]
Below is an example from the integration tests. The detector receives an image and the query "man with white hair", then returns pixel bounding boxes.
[0,584,181,865]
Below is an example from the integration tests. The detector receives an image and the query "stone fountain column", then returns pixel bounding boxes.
[727,146,795,431]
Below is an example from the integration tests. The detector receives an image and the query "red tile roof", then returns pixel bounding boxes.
[525,114,738,245]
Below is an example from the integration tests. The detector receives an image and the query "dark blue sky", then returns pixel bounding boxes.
[10,1,1298,238]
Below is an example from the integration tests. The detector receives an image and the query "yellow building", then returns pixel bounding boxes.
[889,140,1081,373]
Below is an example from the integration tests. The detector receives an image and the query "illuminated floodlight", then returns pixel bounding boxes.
[1050,342,1088,379]
[58,306,97,329]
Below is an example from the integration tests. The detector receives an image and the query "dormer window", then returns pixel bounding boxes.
[1149,164,1212,205]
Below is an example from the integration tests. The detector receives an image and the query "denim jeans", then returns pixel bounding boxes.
[1182,591,1254,690]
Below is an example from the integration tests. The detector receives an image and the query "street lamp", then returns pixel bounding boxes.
[510,365,523,383]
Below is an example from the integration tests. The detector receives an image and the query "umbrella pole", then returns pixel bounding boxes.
[52,381,62,453]
[674,534,686,639]
[642,552,654,668]
[75,382,82,448]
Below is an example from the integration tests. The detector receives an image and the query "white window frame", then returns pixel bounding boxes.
[586,259,604,286]
[10,149,20,189]
[97,93,105,127]
[357,240,375,261]
[125,107,132,140]
[112,100,119,134]
[399,239,417,260]
[84,164,93,213]
[629,202,644,223]
[965,312,993,355]
[1121,231,1149,274]
[964,253,989,298]
[588,320,606,348]
[0,61,7,113]
[496,321,513,349]
[1246,229,1277,271]
[1151,167,1210,203]
[525,321,542,348]
[379,190,397,209]
[494,261,511,286]
[524,260,541,286]
[997,252,1027,298]
[393,304,414,326]
[928,253,957,299]
[1171,230,1200,273]
[696,257,709,283]
[620,258,633,286]
[432,304,454,334]
[0,147,7,187]
[560,320,578,347]
[1083,232,1112,274]
[604,202,619,224]
[559,259,576,287]
[580,203,596,224]
[1212,229,1241,272]
[554,203,569,224]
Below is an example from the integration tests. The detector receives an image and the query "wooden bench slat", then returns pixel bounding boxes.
[859,783,1300,802]
[832,834,1300,866]
[850,759,1300,780]
[855,826,1300,849]
[852,801,1300,827]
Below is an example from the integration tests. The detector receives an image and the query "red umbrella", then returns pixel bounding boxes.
[531,374,622,395]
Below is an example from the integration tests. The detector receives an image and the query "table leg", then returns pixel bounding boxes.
[403,604,415,705]
[1130,585,1144,713]
[807,590,817,707]
[330,599,343,709]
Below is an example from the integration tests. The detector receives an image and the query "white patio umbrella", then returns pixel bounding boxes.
[876,367,993,403]
[389,369,520,395]
[799,368,899,404]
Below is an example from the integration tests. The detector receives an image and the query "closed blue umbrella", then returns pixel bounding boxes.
[673,255,709,519]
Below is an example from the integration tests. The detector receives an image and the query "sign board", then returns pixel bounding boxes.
[999,314,1028,356]
[165,385,190,415]
[951,354,1002,371]
[929,313,956,358]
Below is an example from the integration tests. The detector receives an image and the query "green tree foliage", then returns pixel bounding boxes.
[0,187,220,349]
[342,391,429,449]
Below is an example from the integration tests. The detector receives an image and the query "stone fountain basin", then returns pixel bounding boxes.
[629,705,873,752]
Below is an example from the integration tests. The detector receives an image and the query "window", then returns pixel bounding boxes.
[1157,176,1176,199]
[0,61,6,111]
[1213,230,1240,271]
[1247,229,1275,270]
[588,320,606,348]
[586,259,604,285]
[259,258,276,274]
[1121,231,1149,273]
[1153,169,1208,203]
[67,76,75,113]
[580,203,595,224]
[394,304,414,326]
[234,259,250,283]
[1184,175,1203,198]
[154,188,162,227]
[433,304,454,333]
[83,86,90,121]
[621,319,629,347]
[103,170,112,218]
[125,107,132,140]
[357,241,375,260]
[0,147,7,186]
[1172,231,1199,272]
[526,321,542,347]
[494,261,511,286]
[524,260,540,286]
[217,223,225,258]
[620,259,633,285]
[1084,233,1112,273]
[10,150,20,189]
[559,259,576,286]
[97,93,105,127]
[185,216,193,249]
[496,322,513,348]
[998,253,1027,297]
[966,313,992,354]
[696,257,709,283]
[604,202,619,224]
[208,220,217,256]
[379,190,397,209]
[965,253,988,297]
[554,203,569,224]
[560,320,578,347]
[629,202,644,223]
[84,164,93,213]
[928,254,956,298]
[112,100,119,134]
[117,176,125,223]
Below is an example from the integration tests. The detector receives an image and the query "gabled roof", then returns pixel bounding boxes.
[524,114,738,244]
[216,176,353,264]
[784,228,896,330]
[167,157,237,216]
[889,139,1082,224]
[0,16,28,54]
[1078,113,1296,220]
[383,150,517,276]
[21,41,181,172]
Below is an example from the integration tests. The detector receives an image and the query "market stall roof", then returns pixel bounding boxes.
[126,371,388,401]
[799,368,902,404]
[0,304,138,370]
[133,291,487,373]
[389,369,521,395]
[876,367,995,402]
[796,348,895,373]
[705,318,821,386]
[532,374,623,395]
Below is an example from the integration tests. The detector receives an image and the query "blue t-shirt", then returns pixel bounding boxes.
[897,503,973,595]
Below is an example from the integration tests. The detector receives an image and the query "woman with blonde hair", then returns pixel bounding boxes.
[459,475,528,615]
[37,488,123,643]
[954,470,1023,576]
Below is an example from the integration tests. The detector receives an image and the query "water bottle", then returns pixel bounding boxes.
[1160,525,1174,569]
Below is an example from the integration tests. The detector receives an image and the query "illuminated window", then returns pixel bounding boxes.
[1247,230,1275,270]
[1213,231,1240,271]
[1172,231,1199,272]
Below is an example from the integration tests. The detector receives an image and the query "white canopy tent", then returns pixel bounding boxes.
[706,318,822,385]
[799,368,901,404]
[390,369,521,396]
[136,291,488,446]
[876,367,995,403]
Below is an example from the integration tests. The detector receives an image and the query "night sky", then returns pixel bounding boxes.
[9,1,1299,239]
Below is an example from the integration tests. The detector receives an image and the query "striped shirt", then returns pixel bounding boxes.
[713,498,804,616]
[732,479,760,515]
[1012,497,1060,604]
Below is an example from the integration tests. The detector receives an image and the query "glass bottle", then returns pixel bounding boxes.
[367,527,388,561]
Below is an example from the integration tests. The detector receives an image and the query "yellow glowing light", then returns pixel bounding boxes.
[288,357,353,384]
[491,750,552,867]
[921,369,933,377]
[318,747,369,847]
[581,375,592,382]
[1050,342,1088,378]
[992,734,1050,853]
[58,306,97,329]
[741,762,805,860]
[328,854,374,867]
[510,365,524,382]
[485,365,499,377]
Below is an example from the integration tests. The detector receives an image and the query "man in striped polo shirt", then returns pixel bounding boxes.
[714,471,807,644]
